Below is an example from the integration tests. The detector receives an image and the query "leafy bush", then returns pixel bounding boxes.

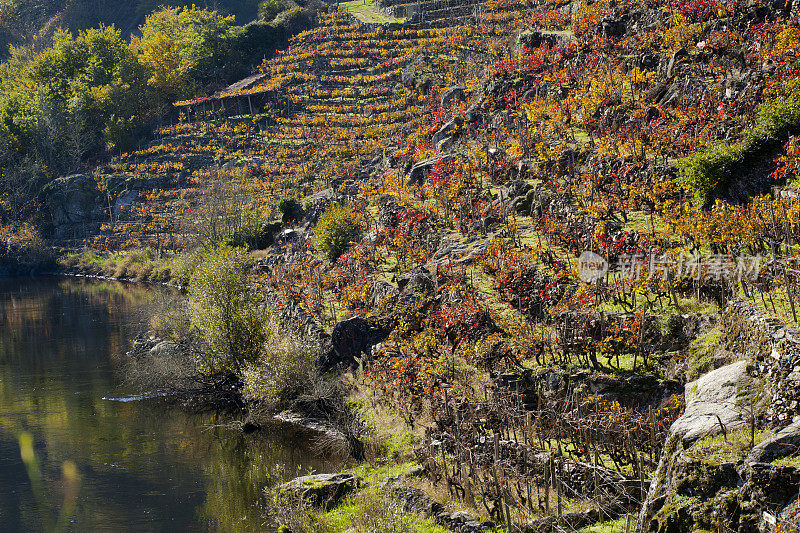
[755,84,800,140]
[228,221,280,250]
[240,320,319,411]
[680,84,800,205]
[0,222,54,270]
[273,6,307,29]
[259,0,286,21]
[674,0,719,22]
[277,196,304,223]
[188,244,265,374]
[312,203,364,261]
[0,25,149,176]
[134,6,236,92]
[679,142,745,206]
[494,255,563,317]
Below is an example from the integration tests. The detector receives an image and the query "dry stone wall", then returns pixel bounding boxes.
[722,300,800,428]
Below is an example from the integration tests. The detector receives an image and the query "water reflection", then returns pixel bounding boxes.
[0,278,340,532]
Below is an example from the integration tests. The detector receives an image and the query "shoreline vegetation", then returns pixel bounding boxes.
[4,0,800,531]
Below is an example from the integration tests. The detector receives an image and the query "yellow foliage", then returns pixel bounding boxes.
[137,33,186,94]
[662,14,703,51]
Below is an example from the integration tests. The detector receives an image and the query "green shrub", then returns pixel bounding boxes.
[312,203,364,261]
[680,84,800,205]
[172,249,204,287]
[0,222,55,271]
[228,221,280,250]
[273,6,307,29]
[188,244,265,374]
[679,142,745,206]
[218,204,282,250]
[259,0,286,21]
[277,196,304,223]
[755,84,800,140]
[241,320,319,411]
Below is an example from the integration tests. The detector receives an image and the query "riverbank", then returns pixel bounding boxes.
[0,277,349,532]
[34,241,681,533]
[67,243,495,532]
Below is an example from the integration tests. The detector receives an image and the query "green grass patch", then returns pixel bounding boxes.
[750,285,800,325]
[59,247,178,284]
[315,462,449,533]
[578,515,635,533]
[469,268,521,320]
[771,453,800,468]
[340,0,406,23]
[687,428,773,464]
[686,325,723,381]
[321,488,448,533]
[621,210,666,235]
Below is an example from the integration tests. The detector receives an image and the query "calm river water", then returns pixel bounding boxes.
[0,277,338,532]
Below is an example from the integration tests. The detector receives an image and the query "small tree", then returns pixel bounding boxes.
[277,196,304,223]
[188,244,265,374]
[259,0,286,21]
[736,378,765,449]
[312,203,364,261]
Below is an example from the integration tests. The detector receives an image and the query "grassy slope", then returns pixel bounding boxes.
[341,0,407,23]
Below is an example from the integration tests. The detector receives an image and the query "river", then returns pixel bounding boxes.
[0,277,340,532]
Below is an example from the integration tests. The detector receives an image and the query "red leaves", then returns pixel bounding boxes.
[494,254,562,316]
[428,160,455,189]
[673,0,719,21]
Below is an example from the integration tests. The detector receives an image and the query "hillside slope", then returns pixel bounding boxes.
[33,0,800,531]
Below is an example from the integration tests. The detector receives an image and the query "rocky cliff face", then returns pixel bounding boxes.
[40,171,185,241]
[638,302,800,533]
[41,174,105,240]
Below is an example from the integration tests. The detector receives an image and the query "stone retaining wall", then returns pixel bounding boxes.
[722,300,800,427]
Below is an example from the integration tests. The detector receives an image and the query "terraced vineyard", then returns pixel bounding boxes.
[41,0,800,530]
[89,10,495,250]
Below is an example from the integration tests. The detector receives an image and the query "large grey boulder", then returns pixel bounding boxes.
[669,360,752,443]
[746,418,800,464]
[149,340,179,358]
[320,316,386,369]
[113,189,139,217]
[42,174,103,227]
[278,472,358,508]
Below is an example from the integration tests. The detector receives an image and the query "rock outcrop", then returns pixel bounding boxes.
[319,316,386,370]
[279,472,359,508]
[42,174,104,239]
[638,302,800,533]
[669,361,753,443]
